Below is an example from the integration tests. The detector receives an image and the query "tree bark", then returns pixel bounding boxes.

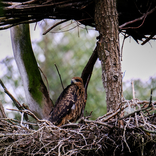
[95,0,122,112]
[10,24,53,119]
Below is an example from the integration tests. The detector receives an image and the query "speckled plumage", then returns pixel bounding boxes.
[49,77,86,126]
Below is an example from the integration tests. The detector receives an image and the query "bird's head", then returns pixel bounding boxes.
[71,77,84,86]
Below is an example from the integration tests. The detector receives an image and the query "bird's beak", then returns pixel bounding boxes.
[71,79,77,84]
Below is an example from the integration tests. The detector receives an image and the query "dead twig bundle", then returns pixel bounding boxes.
[1,0,156,44]
[0,78,156,155]
[0,97,156,156]
[0,0,94,30]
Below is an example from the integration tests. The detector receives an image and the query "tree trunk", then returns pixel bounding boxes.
[95,0,122,112]
[10,24,53,119]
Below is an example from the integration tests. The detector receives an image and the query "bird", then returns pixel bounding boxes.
[49,77,86,126]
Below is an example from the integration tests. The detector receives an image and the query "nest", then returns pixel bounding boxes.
[0,98,156,156]
[1,0,156,43]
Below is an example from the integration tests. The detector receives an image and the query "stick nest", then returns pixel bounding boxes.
[1,0,156,43]
[0,99,156,156]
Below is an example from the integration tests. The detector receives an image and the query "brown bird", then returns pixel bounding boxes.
[49,77,86,126]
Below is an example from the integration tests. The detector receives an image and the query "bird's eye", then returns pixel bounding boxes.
[75,79,82,82]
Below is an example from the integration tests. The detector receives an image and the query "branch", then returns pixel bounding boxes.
[43,19,69,35]
[119,6,156,30]
[120,103,152,120]
[0,79,31,121]
[54,64,64,90]
[0,79,23,110]
[81,47,98,100]
[0,101,6,118]
[10,24,53,119]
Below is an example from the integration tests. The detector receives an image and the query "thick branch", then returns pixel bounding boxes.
[10,24,53,119]
[81,47,98,100]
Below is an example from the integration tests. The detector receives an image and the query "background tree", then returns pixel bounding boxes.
[1,0,156,117]
[36,21,107,119]
[10,24,53,119]
[0,21,107,120]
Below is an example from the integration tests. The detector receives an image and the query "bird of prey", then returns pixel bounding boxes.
[49,77,86,126]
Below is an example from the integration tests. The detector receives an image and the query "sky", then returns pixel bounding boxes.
[0,23,156,82]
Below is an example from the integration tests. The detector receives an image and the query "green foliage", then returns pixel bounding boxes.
[123,78,156,101]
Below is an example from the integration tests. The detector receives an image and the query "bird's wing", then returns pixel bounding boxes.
[49,84,77,125]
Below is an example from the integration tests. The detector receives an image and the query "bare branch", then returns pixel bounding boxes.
[0,79,23,110]
[54,64,64,90]
[43,19,69,35]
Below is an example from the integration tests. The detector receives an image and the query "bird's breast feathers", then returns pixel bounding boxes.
[49,83,85,126]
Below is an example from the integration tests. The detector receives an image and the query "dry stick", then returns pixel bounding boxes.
[43,19,69,35]
[120,105,151,120]
[21,0,38,5]
[119,6,156,30]
[135,112,139,127]
[2,2,21,6]
[60,123,80,128]
[131,81,135,99]
[97,111,113,121]
[120,34,128,61]
[0,102,7,118]
[50,24,81,33]
[54,64,64,90]
[123,124,131,153]
[100,103,127,122]
[81,47,98,100]
[0,19,39,30]
[58,20,74,30]
[7,108,39,122]
[141,32,156,45]
[7,108,54,127]
[120,95,153,120]
[140,126,156,134]
[149,89,153,106]
[1,118,38,126]
[84,119,113,128]
[0,79,23,110]
[38,66,50,95]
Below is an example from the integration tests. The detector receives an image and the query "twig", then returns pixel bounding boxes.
[1,117,38,126]
[97,111,113,121]
[43,19,69,35]
[21,0,38,5]
[20,112,24,127]
[84,119,113,128]
[135,112,139,127]
[119,6,156,30]
[60,123,80,128]
[139,126,156,134]
[0,102,7,118]
[0,79,23,110]
[131,81,135,99]
[149,89,153,106]
[38,66,50,95]
[7,108,51,124]
[123,124,131,153]
[141,32,156,45]
[120,34,128,61]
[120,102,152,120]
[54,64,64,90]
[101,103,127,122]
